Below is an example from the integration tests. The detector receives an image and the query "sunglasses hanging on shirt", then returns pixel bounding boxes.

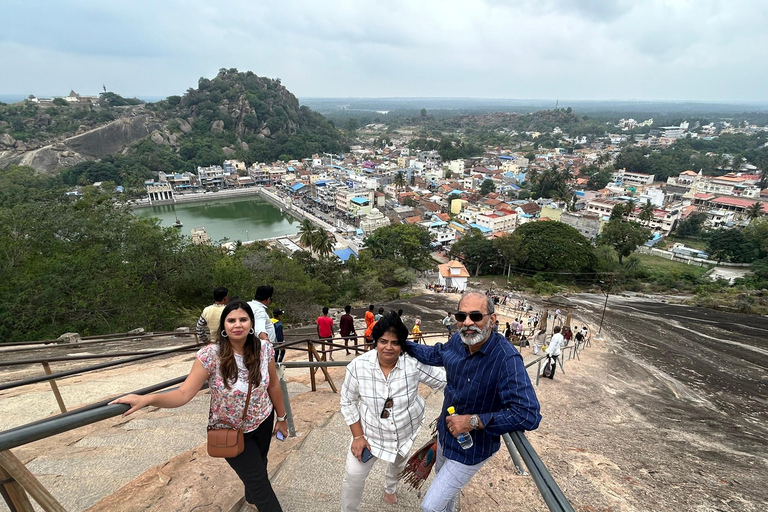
[380,397,393,419]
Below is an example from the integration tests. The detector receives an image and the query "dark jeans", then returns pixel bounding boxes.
[225,410,282,511]
[275,349,286,363]
[547,355,559,379]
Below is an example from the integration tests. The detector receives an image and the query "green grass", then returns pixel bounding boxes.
[663,235,708,251]
[634,254,710,276]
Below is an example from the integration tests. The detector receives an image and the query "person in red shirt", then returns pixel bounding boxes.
[317,306,335,361]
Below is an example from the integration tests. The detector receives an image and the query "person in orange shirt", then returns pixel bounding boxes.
[364,305,375,349]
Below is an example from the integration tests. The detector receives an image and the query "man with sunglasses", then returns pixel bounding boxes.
[404,292,541,512]
[339,312,446,511]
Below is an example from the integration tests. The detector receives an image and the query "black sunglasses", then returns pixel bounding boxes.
[454,311,490,323]
[380,397,393,419]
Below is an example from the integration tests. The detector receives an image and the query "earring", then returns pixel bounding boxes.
[249,328,255,335]
[221,330,228,338]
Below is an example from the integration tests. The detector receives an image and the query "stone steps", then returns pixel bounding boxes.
[238,389,445,512]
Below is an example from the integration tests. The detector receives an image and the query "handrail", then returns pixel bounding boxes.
[0,331,174,348]
[0,347,200,367]
[0,350,579,512]
[0,332,195,354]
[0,343,201,392]
[504,431,575,512]
[0,376,194,452]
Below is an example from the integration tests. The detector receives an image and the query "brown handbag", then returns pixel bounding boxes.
[206,380,253,458]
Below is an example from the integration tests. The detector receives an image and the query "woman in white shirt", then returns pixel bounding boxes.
[340,312,446,511]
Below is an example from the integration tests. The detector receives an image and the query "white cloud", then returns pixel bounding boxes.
[2,0,766,101]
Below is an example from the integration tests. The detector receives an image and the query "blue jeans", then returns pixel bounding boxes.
[421,444,487,512]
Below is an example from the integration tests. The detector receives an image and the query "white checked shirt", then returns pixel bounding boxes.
[340,350,446,463]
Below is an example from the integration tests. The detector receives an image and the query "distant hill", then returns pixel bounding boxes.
[0,69,346,184]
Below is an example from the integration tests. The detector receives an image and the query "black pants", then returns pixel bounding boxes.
[547,356,558,379]
[225,411,282,511]
[275,349,286,363]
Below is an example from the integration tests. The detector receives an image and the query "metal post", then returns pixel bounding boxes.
[598,275,613,336]
[276,365,296,437]
[41,363,66,414]
[502,433,528,476]
[536,360,541,386]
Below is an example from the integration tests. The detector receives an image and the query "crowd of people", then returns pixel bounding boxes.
[113,286,555,512]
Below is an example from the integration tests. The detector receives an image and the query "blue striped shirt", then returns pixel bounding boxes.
[405,331,541,465]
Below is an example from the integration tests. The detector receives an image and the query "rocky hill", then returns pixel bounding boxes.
[0,69,346,182]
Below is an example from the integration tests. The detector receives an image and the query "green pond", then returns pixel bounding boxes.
[133,197,299,243]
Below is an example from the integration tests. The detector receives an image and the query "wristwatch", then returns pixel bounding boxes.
[276,414,287,422]
[469,414,480,430]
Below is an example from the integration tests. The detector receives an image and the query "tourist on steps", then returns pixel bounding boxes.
[195,286,229,343]
[111,300,288,512]
[339,312,446,511]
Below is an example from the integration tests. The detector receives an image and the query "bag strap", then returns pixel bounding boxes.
[240,379,254,427]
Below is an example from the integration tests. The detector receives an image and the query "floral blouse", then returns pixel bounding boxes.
[196,342,274,433]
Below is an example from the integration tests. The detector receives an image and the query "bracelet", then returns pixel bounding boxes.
[276,414,287,422]
[353,434,366,440]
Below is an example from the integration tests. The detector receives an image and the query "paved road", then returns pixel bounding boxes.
[565,293,768,457]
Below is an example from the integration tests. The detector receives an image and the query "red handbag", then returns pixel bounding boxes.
[206,381,253,458]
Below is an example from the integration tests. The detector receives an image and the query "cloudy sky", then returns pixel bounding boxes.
[3,0,767,101]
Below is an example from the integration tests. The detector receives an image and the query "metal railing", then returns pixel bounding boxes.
[0,326,593,512]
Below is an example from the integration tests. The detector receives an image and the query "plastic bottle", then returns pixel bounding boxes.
[447,406,473,449]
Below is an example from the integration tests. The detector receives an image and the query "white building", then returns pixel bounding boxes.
[146,182,174,204]
[359,208,390,234]
[613,168,655,186]
[474,211,517,233]
[437,260,469,292]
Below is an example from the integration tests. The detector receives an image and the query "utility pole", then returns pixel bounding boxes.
[597,274,614,336]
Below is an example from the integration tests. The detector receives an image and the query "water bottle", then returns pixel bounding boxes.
[447,406,473,449]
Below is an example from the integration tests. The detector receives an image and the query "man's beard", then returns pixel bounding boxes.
[459,320,492,346]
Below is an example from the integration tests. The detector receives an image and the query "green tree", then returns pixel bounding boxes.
[746,202,764,222]
[313,229,335,258]
[479,179,496,195]
[706,228,760,263]
[393,171,407,197]
[610,203,625,220]
[298,218,316,251]
[676,213,707,237]
[363,224,433,270]
[598,219,651,264]
[507,221,596,273]
[639,201,655,226]
[449,228,497,276]
[624,199,636,220]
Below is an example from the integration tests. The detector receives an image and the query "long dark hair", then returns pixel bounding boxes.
[217,300,262,389]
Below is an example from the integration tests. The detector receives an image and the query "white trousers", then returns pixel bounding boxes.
[420,444,487,512]
[340,448,408,512]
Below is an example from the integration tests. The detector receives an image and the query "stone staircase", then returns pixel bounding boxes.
[237,389,445,512]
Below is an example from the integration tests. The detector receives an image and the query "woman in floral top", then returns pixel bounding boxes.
[112,300,287,512]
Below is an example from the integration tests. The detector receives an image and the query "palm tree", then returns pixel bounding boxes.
[313,229,335,258]
[298,219,316,251]
[624,199,636,221]
[394,171,406,199]
[746,202,763,222]
[639,200,655,226]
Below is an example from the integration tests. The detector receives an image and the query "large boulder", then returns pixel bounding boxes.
[0,133,15,148]
[211,120,225,133]
[57,332,82,347]
[176,118,192,133]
